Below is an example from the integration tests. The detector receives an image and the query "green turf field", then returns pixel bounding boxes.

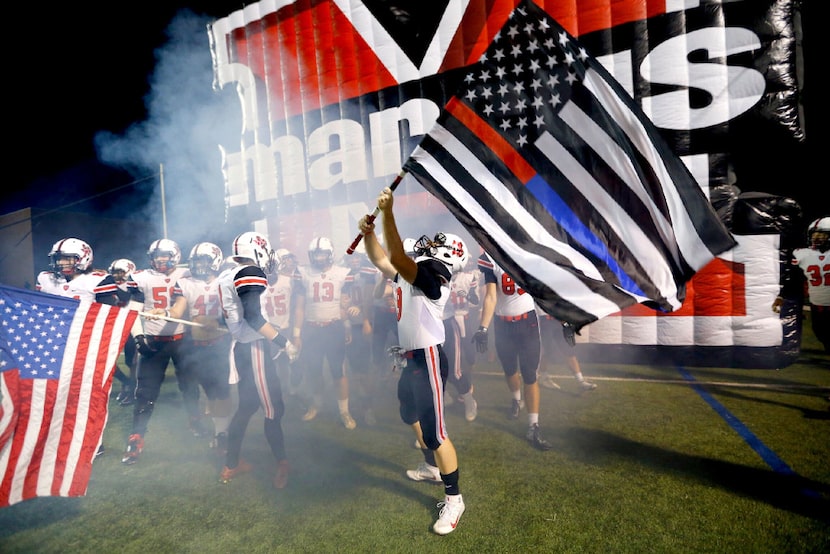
[1,326,828,553]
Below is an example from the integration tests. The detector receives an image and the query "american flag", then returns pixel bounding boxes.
[0,284,136,507]
[403,0,736,329]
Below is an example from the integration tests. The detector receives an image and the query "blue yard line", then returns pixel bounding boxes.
[676,365,820,499]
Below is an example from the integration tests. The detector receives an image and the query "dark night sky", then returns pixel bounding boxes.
[7,2,246,209]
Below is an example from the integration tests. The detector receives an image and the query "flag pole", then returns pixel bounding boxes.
[159,163,168,239]
[139,312,206,327]
[346,169,407,255]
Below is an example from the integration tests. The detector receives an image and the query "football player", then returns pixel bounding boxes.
[109,258,138,406]
[217,232,295,489]
[292,236,357,429]
[36,238,119,304]
[37,238,120,458]
[344,244,381,425]
[790,217,830,351]
[178,242,233,454]
[121,238,198,465]
[476,252,553,451]
[263,248,300,395]
[440,258,479,422]
[359,187,467,535]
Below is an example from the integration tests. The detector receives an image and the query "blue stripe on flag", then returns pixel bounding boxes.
[525,173,646,296]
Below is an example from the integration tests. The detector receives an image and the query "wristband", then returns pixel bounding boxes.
[478,326,488,333]
[272,333,288,349]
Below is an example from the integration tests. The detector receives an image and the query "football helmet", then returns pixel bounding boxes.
[414,232,469,273]
[403,238,417,257]
[808,217,830,252]
[308,236,334,270]
[188,242,224,279]
[147,239,181,273]
[276,248,298,274]
[108,258,136,284]
[232,231,276,273]
[49,238,93,276]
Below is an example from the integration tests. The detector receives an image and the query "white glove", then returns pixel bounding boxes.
[284,341,299,363]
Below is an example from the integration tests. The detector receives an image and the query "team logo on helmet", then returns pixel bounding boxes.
[233,232,277,273]
[188,242,224,278]
[414,232,469,273]
[109,258,136,284]
[49,238,93,277]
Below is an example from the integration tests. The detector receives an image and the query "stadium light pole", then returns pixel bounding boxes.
[159,163,168,239]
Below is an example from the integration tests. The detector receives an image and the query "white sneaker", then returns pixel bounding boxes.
[406,462,442,484]
[539,374,561,390]
[579,380,598,391]
[340,412,357,430]
[464,396,478,422]
[302,406,318,421]
[433,495,465,535]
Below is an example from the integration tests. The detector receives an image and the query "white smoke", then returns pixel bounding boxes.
[95,9,241,256]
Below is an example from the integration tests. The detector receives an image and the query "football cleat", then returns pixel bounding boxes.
[579,380,598,391]
[433,495,465,535]
[189,417,209,438]
[340,412,357,430]
[539,374,561,390]
[526,423,553,451]
[406,462,442,484]
[220,460,252,483]
[464,396,478,422]
[508,398,524,420]
[302,406,318,421]
[121,434,144,465]
[211,432,228,456]
[117,391,134,406]
[273,460,290,489]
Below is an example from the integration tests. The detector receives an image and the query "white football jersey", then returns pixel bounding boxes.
[295,264,352,322]
[36,270,118,304]
[442,269,480,320]
[395,263,450,351]
[217,264,268,344]
[262,273,294,329]
[126,267,187,336]
[178,276,222,320]
[478,253,535,316]
[793,247,830,306]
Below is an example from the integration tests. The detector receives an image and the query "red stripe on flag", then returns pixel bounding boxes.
[18,379,51,503]
[0,369,21,503]
[445,98,536,183]
[51,304,97,495]
[71,304,113,496]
